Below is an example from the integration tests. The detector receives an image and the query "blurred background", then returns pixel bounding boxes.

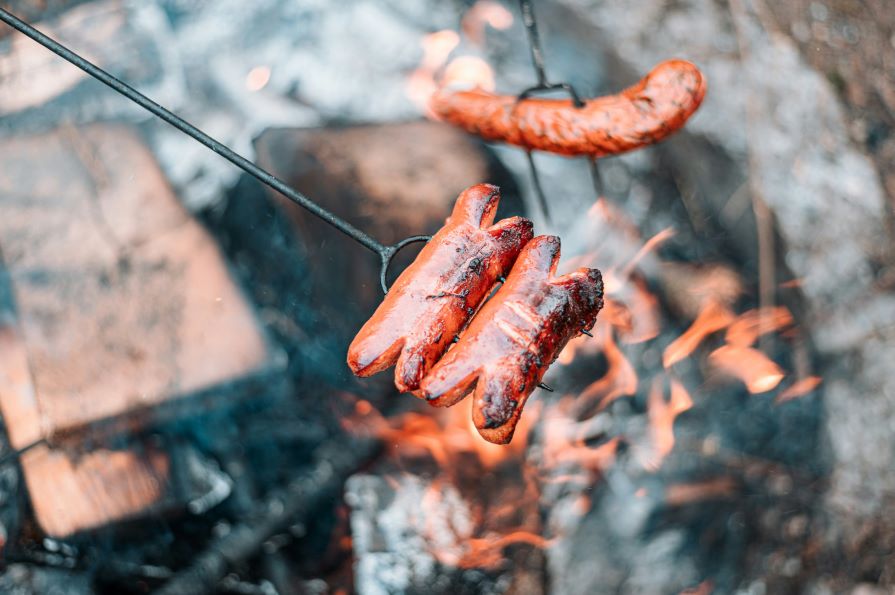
[0,0,893,593]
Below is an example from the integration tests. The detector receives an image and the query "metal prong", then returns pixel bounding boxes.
[526,151,551,224]
[538,382,554,392]
[516,82,585,108]
[581,329,593,337]
[589,158,604,198]
[498,276,507,283]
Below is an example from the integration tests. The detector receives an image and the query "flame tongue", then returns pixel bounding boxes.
[637,377,694,471]
[663,300,736,369]
[709,345,784,394]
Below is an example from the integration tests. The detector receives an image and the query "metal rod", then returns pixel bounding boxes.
[589,157,604,197]
[0,437,48,466]
[0,7,386,256]
[519,0,548,86]
[525,151,551,224]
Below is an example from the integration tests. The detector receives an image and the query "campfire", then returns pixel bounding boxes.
[1,0,893,593]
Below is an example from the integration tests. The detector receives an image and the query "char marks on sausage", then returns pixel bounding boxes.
[347,184,534,393]
[419,235,604,444]
[430,60,706,158]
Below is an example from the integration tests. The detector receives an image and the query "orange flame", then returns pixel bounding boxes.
[535,397,620,504]
[664,477,737,506]
[620,227,675,279]
[462,0,514,46]
[450,531,551,569]
[638,377,693,471]
[680,580,715,595]
[405,30,460,115]
[577,331,638,413]
[607,278,661,344]
[725,306,793,347]
[442,56,496,91]
[709,345,784,394]
[346,393,532,471]
[776,375,822,404]
[663,300,735,368]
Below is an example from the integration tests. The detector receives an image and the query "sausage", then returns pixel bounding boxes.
[347,184,534,393]
[430,60,706,158]
[419,235,604,444]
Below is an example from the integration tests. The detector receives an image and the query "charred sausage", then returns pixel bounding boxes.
[347,184,533,393]
[430,60,706,158]
[419,235,604,444]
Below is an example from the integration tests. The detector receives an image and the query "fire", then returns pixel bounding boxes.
[577,330,638,413]
[345,396,547,570]
[419,30,461,71]
[347,392,532,471]
[620,227,675,279]
[605,277,661,344]
[405,27,496,116]
[405,30,460,115]
[462,0,514,46]
[442,56,496,91]
[637,377,693,471]
[539,398,620,481]
[661,300,806,398]
[453,531,550,569]
[776,375,822,403]
[725,306,793,347]
[709,345,784,394]
[664,477,737,506]
[663,300,735,368]
[680,580,715,595]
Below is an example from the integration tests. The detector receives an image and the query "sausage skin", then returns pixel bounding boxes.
[347,184,533,393]
[430,60,706,158]
[419,235,604,444]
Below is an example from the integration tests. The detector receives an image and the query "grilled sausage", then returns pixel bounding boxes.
[419,235,604,444]
[430,60,706,158]
[347,184,533,393]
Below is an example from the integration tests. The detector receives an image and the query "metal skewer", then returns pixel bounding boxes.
[516,0,605,217]
[0,7,428,294]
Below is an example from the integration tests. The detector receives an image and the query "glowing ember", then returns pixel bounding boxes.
[663,300,735,368]
[680,580,715,595]
[245,66,271,92]
[709,345,785,394]
[664,477,737,506]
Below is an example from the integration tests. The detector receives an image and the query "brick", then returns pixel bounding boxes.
[0,124,281,536]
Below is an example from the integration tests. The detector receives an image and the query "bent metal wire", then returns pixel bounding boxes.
[0,7,430,295]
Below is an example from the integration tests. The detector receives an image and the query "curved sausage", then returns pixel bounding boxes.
[430,60,706,158]
[347,184,533,393]
[419,235,604,444]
